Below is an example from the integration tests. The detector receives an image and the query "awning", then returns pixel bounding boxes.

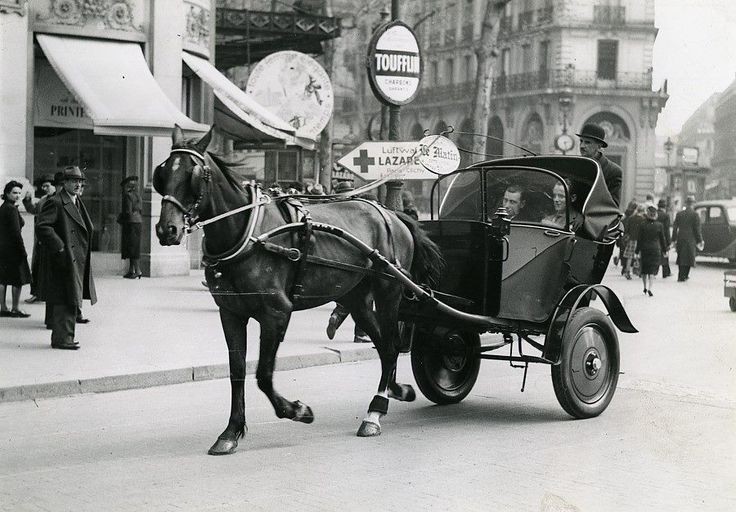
[182,52,315,150]
[37,34,209,137]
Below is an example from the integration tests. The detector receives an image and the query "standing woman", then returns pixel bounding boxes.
[636,204,667,296]
[119,175,142,278]
[0,180,32,317]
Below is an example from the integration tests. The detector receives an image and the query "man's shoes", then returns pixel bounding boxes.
[8,310,30,318]
[76,316,90,324]
[51,340,79,350]
[326,310,348,340]
[24,296,39,304]
[0,310,11,317]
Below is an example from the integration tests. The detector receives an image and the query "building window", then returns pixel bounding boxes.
[539,40,550,71]
[464,54,474,82]
[597,39,618,80]
[522,43,532,73]
[445,58,455,85]
[432,61,439,86]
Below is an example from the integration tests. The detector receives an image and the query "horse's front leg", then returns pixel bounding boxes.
[208,309,248,456]
[256,305,314,424]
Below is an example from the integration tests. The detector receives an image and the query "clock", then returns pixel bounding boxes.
[245,51,334,140]
[555,133,575,152]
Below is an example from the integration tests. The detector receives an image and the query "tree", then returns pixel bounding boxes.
[471,1,511,158]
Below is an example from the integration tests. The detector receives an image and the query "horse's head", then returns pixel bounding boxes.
[154,125,214,245]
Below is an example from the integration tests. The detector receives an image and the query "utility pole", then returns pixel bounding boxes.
[384,0,403,211]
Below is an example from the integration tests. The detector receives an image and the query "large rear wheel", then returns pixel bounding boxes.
[411,329,480,404]
[551,307,620,419]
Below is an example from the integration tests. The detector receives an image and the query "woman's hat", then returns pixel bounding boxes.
[646,204,658,217]
[575,123,608,148]
[120,175,139,186]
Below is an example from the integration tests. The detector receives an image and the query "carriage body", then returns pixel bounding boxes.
[401,156,636,418]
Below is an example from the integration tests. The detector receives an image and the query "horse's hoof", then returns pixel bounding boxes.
[292,400,314,424]
[356,420,381,437]
[208,437,239,456]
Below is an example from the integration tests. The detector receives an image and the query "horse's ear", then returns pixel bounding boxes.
[172,124,185,146]
[194,125,215,154]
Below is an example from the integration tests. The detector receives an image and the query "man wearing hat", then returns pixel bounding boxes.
[577,123,623,206]
[36,166,97,350]
[656,199,672,278]
[22,173,56,304]
[671,195,703,282]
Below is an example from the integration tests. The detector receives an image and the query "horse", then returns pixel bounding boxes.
[154,126,444,455]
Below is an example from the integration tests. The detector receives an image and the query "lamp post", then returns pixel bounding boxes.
[383,0,404,212]
[664,137,674,167]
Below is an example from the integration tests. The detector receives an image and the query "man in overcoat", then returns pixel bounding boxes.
[656,199,672,278]
[36,166,97,350]
[577,123,623,207]
[671,195,703,282]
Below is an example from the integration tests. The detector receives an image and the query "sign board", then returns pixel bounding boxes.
[417,135,460,175]
[367,21,422,106]
[681,146,699,166]
[246,51,334,139]
[34,60,94,130]
[337,142,437,180]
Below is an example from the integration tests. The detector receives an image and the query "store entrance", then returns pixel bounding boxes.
[33,128,126,252]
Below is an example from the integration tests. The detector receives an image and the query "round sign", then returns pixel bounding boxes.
[555,133,575,152]
[245,51,334,139]
[367,21,422,106]
[417,135,461,175]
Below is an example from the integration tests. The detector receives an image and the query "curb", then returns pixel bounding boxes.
[0,346,380,404]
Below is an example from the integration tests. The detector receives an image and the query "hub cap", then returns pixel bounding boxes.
[570,325,611,404]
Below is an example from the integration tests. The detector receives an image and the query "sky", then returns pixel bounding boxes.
[653,0,736,136]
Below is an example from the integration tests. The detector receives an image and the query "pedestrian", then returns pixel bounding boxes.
[21,173,56,303]
[35,166,97,350]
[577,123,623,206]
[119,175,142,279]
[622,203,645,279]
[656,199,672,278]
[671,195,703,282]
[0,180,32,318]
[636,205,667,296]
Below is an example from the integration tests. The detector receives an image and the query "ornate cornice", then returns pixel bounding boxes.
[184,2,210,47]
[35,0,142,32]
[0,0,27,16]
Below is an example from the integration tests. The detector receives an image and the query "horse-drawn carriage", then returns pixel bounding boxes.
[154,127,635,455]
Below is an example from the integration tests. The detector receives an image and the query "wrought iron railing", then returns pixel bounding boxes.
[491,68,652,94]
[593,5,625,25]
[216,8,340,37]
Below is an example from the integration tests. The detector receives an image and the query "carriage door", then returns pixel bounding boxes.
[485,169,574,322]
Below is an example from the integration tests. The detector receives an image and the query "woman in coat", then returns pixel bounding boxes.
[119,175,143,278]
[0,180,32,317]
[622,203,645,279]
[636,205,667,296]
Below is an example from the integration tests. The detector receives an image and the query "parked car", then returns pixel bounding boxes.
[693,199,736,263]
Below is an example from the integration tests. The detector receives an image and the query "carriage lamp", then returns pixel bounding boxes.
[490,206,511,238]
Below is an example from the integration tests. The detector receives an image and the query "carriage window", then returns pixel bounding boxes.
[708,207,725,224]
[438,171,483,221]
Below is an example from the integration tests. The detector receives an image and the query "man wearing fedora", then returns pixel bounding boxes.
[36,166,97,350]
[577,123,623,207]
[671,195,703,282]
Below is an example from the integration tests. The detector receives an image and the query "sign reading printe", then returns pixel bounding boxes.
[367,21,422,106]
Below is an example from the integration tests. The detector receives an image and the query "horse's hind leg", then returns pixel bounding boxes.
[208,309,248,456]
[256,306,314,424]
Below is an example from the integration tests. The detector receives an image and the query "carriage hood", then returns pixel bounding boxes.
[471,155,622,239]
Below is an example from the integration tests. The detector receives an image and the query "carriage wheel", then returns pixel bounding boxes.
[551,307,620,419]
[729,297,736,312]
[411,329,480,405]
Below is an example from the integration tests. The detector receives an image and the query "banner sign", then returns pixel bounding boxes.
[337,141,436,180]
[366,21,422,106]
[34,60,93,130]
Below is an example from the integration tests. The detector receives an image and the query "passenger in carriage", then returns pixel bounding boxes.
[542,180,583,232]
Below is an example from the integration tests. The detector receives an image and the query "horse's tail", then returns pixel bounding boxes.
[395,211,444,287]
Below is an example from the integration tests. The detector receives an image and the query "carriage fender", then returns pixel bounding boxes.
[543,284,637,363]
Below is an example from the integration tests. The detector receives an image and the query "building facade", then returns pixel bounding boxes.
[712,78,736,199]
[332,0,668,209]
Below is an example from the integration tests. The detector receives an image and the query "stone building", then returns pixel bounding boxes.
[712,78,736,199]
[332,0,669,209]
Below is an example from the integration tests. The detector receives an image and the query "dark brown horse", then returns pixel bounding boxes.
[154,126,443,455]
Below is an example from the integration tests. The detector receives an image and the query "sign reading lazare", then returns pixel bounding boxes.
[367,21,422,106]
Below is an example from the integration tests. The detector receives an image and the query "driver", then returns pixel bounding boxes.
[542,181,583,231]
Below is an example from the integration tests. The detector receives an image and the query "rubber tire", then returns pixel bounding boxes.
[411,329,480,405]
[551,307,620,419]
[729,297,736,312]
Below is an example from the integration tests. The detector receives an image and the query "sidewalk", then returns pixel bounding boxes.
[0,272,377,403]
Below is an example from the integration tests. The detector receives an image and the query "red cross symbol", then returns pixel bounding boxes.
[353,149,375,174]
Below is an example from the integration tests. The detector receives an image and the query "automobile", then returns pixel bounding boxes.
[399,155,637,420]
[693,199,736,263]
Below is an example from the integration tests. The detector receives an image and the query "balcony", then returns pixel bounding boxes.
[415,81,476,104]
[491,69,653,95]
[215,8,340,68]
[518,10,534,31]
[593,5,625,25]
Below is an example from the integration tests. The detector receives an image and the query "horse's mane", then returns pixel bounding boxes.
[207,153,246,193]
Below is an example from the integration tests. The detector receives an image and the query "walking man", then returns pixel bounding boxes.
[656,199,672,278]
[671,195,703,282]
[577,123,622,206]
[36,166,96,350]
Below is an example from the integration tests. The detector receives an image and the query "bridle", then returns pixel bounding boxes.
[160,148,213,230]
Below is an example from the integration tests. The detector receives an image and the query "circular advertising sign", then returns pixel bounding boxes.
[418,135,461,175]
[367,21,422,106]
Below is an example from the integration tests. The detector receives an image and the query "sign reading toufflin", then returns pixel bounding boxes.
[366,20,422,106]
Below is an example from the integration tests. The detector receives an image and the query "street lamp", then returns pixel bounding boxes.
[664,137,674,167]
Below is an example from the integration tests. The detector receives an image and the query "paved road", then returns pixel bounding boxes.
[1,259,734,511]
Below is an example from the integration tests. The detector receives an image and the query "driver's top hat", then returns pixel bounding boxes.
[576,123,608,148]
